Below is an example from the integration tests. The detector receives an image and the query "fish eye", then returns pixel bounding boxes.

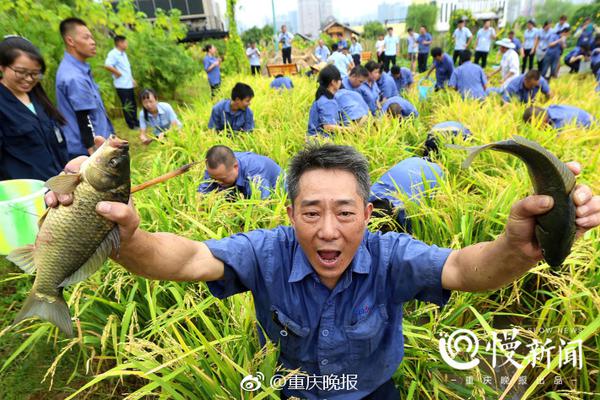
[108,158,119,168]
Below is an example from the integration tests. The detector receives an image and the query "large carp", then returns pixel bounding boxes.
[7,135,130,337]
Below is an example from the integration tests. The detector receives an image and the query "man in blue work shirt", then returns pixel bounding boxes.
[48,142,600,399]
[381,96,419,119]
[426,47,454,90]
[508,31,524,58]
[417,25,433,72]
[448,50,487,100]
[278,25,294,64]
[197,145,281,200]
[376,68,399,101]
[314,39,330,63]
[342,66,376,114]
[328,44,353,78]
[334,88,369,125]
[208,83,255,133]
[523,105,595,129]
[361,61,382,115]
[452,19,473,65]
[270,74,293,90]
[383,27,399,72]
[502,69,551,103]
[370,157,443,233]
[56,18,113,159]
[390,65,413,93]
[104,35,138,130]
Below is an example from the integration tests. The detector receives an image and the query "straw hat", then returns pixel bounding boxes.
[495,38,516,49]
[310,61,329,72]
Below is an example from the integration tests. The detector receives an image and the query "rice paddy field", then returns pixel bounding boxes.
[1,71,599,400]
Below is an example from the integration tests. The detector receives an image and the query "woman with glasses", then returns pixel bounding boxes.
[0,36,68,180]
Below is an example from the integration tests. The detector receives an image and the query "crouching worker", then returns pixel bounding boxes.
[370,157,443,233]
[381,96,419,119]
[208,83,255,133]
[334,88,369,125]
[197,145,281,200]
[523,105,595,129]
[423,121,472,159]
[270,74,293,90]
[138,88,182,145]
[46,141,600,400]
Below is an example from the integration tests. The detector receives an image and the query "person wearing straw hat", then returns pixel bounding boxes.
[487,38,520,88]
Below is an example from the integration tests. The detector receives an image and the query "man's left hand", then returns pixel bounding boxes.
[504,161,600,263]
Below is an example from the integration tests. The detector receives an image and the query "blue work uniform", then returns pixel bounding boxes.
[328,51,352,78]
[523,28,539,51]
[376,72,399,100]
[381,96,418,117]
[596,69,600,92]
[104,48,133,89]
[0,83,68,181]
[138,102,181,136]
[197,151,281,199]
[511,37,522,53]
[342,76,378,115]
[547,105,594,129]
[392,68,413,93]
[314,45,331,62]
[203,55,221,87]
[502,75,550,103]
[448,61,487,100]
[433,54,454,89]
[55,52,113,157]
[417,32,432,54]
[431,121,471,138]
[307,95,341,136]
[270,76,294,90]
[334,89,369,124]
[208,99,254,133]
[205,225,452,400]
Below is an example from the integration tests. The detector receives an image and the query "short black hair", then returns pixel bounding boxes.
[523,106,546,123]
[390,65,400,75]
[431,47,443,58]
[286,144,370,205]
[350,65,369,78]
[364,60,381,73]
[114,35,126,45]
[332,43,338,52]
[206,145,236,169]
[459,49,472,64]
[509,30,515,35]
[231,82,254,101]
[387,102,404,118]
[560,27,571,34]
[524,69,541,81]
[408,27,413,32]
[387,27,393,31]
[59,17,87,39]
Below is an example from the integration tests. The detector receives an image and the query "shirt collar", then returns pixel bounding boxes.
[234,155,246,188]
[63,51,91,74]
[288,231,372,284]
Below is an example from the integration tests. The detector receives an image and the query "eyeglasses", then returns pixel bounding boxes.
[6,65,43,81]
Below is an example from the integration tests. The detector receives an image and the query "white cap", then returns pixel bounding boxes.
[495,38,516,49]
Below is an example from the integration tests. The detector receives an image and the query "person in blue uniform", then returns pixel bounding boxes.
[390,65,413,93]
[448,50,487,100]
[104,35,138,130]
[342,66,377,115]
[307,65,344,136]
[208,83,255,133]
[0,36,68,181]
[47,143,600,400]
[138,88,182,144]
[370,157,443,233]
[508,31,524,58]
[381,96,418,118]
[523,105,595,129]
[203,44,221,98]
[270,74,294,90]
[423,121,472,159]
[502,69,551,103]
[361,61,382,114]
[541,27,569,81]
[197,145,281,200]
[426,47,454,90]
[334,88,369,125]
[564,45,590,74]
[376,68,399,101]
[56,18,113,159]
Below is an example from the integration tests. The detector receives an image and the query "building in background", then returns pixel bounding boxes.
[298,0,333,38]
[322,19,362,41]
[505,0,536,23]
[435,0,508,32]
[277,11,299,34]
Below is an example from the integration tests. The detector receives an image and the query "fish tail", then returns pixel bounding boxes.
[447,143,495,169]
[13,290,73,337]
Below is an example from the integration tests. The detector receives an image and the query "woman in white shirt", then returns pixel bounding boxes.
[375,34,385,64]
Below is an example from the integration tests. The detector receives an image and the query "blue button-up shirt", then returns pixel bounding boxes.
[197,151,281,198]
[453,27,472,51]
[278,32,294,48]
[381,96,418,117]
[511,37,522,52]
[328,51,352,78]
[203,56,221,86]
[392,68,414,93]
[314,45,331,62]
[434,53,454,89]
[545,33,563,58]
[56,52,113,157]
[430,121,471,139]
[547,105,594,129]
[350,42,362,55]
[208,99,254,132]
[449,61,487,100]
[369,157,443,209]
[475,27,496,52]
[205,226,452,399]
[417,32,432,54]
[138,102,182,136]
[104,48,134,89]
[502,75,550,103]
[537,29,553,52]
[270,76,294,90]
[307,95,341,136]
[376,72,399,100]
[523,28,539,50]
[334,89,369,124]
[342,76,378,115]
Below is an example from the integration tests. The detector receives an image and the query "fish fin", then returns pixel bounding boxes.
[6,245,36,274]
[45,173,81,194]
[13,290,73,337]
[38,207,50,228]
[59,227,120,288]
[446,143,494,169]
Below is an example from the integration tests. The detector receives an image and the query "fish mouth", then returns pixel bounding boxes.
[108,135,129,151]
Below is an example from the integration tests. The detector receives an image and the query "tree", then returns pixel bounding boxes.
[534,0,577,26]
[447,9,476,47]
[241,26,263,46]
[222,0,249,74]
[406,4,437,33]
[571,0,600,27]
[362,20,386,40]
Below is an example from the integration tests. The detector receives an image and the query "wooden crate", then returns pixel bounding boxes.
[266,63,299,77]
[360,51,372,62]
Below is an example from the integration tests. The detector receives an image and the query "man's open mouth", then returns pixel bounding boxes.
[317,250,341,267]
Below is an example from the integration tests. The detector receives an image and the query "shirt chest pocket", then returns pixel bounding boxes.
[268,305,310,360]
[3,123,43,147]
[345,304,389,360]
